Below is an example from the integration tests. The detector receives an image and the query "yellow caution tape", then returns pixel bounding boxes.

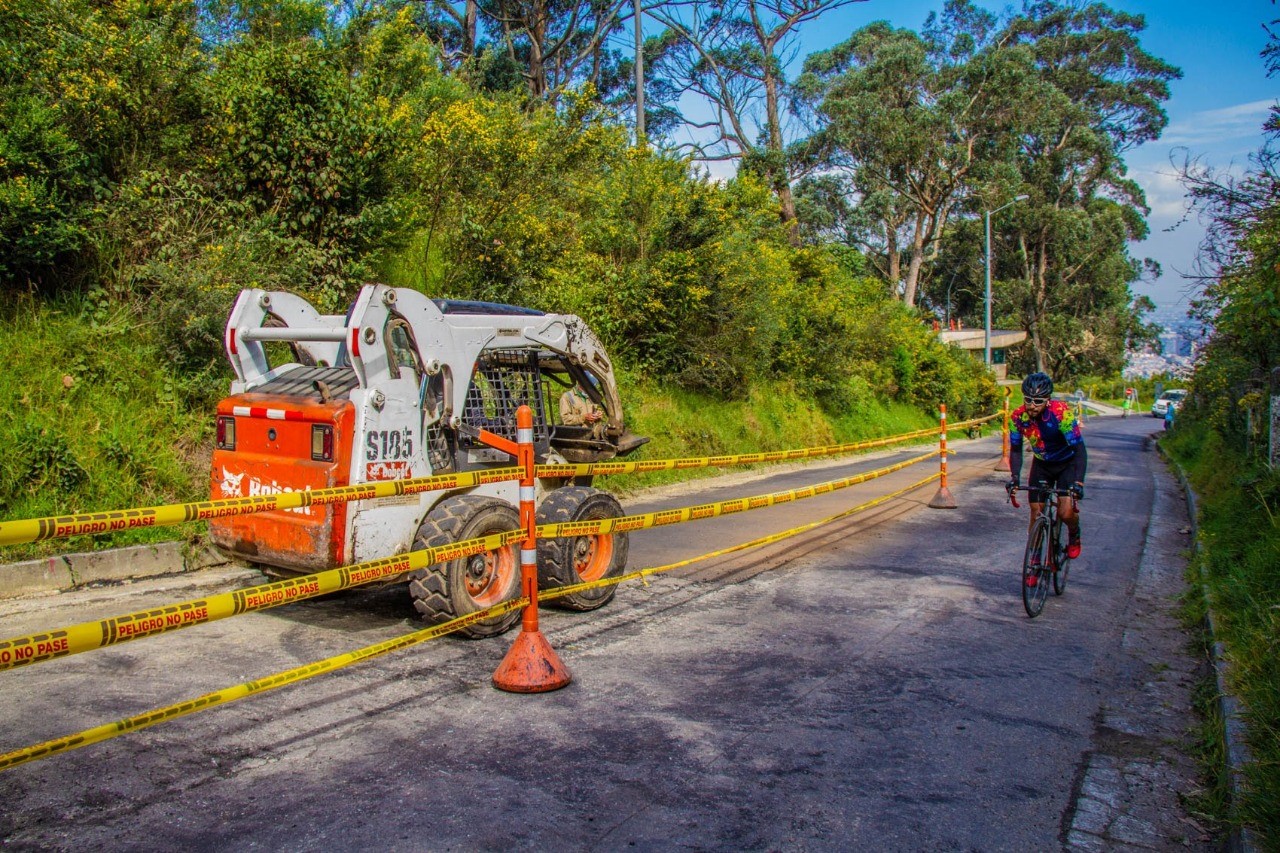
[533,426,942,479]
[0,528,525,672]
[0,415,983,548]
[542,471,941,602]
[0,468,522,547]
[0,598,527,772]
[537,449,940,541]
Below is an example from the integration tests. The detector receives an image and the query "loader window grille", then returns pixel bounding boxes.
[422,372,453,473]
[460,349,549,446]
[426,421,452,471]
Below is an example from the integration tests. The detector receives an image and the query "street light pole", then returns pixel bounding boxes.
[634,0,645,145]
[984,194,1029,365]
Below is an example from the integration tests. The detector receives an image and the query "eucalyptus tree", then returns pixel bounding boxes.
[421,0,638,102]
[796,0,1029,307]
[995,0,1179,371]
[647,0,870,238]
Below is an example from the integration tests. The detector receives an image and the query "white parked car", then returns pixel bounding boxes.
[1151,389,1187,418]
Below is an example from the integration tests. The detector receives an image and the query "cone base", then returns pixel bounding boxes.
[492,628,571,693]
[928,486,958,509]
[994,457,1011,472]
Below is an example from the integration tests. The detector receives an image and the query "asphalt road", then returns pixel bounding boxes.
[0,416,1212,850]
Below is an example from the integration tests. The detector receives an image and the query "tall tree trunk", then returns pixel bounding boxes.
[902,251,924,307]
[762,53,799,245]
[528,13,547,97]
[777,181,798,239]
[1029,321,1044,371]
[464,0,476,56]
[901,214,929,307]
[886,228,901,296]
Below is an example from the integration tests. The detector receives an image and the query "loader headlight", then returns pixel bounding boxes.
[216,416,236,450]
[312,424,334,461]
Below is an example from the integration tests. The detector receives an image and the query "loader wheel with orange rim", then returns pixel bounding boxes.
[536,487,628,611]
[407,495,522,638]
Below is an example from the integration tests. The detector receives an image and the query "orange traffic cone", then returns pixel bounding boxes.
[492,625,571,693]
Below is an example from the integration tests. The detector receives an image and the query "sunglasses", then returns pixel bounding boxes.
[1025,396,1050,406]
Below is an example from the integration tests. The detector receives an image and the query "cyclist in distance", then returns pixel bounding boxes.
[1008,372,1087,559]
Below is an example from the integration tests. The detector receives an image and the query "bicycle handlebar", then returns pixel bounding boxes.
[1005,481,1080,510]
[1008,484,1079,496]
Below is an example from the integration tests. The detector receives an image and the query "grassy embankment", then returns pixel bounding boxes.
[1161,421,1280,844]
[0,300,949,563]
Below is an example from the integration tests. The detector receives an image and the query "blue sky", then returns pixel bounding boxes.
[670,1,1277,314]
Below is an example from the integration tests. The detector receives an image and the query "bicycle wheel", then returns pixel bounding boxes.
[1022,517,1051,618]
[1052,518,1071,596]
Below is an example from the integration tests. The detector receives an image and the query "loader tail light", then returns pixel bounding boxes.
[216,416,236,450]
[311,424,334,461]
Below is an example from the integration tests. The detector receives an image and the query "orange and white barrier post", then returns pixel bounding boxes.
[995,388,1012,472]
[492,406,571,693]
[928,403,958,509]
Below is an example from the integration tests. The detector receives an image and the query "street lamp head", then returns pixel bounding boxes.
[987,194,1029,216]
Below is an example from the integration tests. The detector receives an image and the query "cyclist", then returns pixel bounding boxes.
[1007,372,1087,561]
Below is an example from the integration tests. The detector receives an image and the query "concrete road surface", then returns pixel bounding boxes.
[0,418,1213,850]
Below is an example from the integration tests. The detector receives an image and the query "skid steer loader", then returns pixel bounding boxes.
[209,285,648,637]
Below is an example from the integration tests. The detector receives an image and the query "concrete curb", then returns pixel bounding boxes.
[0,540,235,601]
[1154,436,1260,853]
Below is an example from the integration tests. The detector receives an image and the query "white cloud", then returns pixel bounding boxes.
[1131,166,1190,222]
[1160,98,1276,147]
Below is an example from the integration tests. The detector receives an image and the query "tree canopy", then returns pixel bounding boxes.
[0,0,1180,398]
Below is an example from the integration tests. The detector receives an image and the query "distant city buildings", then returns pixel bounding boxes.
[1123,311,1206,379]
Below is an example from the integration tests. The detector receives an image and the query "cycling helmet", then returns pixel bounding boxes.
[1021,372,1054,399]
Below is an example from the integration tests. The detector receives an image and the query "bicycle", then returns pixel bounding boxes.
[1006,481,1080,618]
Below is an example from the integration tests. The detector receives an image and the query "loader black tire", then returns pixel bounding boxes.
[536,487,628,611]
[407,495,522,639]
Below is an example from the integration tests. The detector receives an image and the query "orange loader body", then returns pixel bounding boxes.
[210,394,356,572]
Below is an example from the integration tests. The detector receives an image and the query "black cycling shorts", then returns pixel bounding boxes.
[1027,445,1086,504]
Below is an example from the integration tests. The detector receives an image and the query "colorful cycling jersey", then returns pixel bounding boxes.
[1010,399,1082,462]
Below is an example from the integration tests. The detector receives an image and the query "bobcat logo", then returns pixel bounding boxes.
[220,468,246,497]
